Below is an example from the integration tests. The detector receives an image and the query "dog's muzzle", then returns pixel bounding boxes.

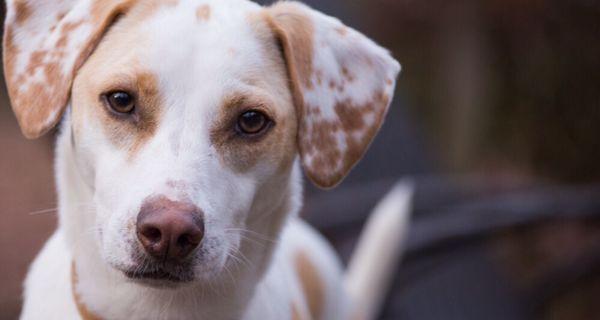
[127,195,205,282]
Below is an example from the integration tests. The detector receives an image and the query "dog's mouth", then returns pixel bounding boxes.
[122,264,195,284]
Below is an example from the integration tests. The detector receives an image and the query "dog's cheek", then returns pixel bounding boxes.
[70,91,113,188]
[190,234,228,278]
[98,204,139,267]
[71,133,99,189]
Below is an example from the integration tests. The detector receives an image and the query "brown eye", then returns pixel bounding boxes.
[237,110,269,135]
[105,91,135,114]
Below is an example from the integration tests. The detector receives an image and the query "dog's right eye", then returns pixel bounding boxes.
[104,91,135,114]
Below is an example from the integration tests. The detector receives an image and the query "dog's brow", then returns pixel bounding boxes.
[95,73,141,93]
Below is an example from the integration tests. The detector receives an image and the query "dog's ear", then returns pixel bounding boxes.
[264,2,401,189]
[3,0,134,139]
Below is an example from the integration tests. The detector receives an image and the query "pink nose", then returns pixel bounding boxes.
[136,196,204,262]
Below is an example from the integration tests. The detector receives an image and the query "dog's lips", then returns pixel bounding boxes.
[123,268,192,283]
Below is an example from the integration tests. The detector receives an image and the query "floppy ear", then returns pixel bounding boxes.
[264,2,401,188]
[3,0,133,139]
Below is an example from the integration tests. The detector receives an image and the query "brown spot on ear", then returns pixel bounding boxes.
[341,66,355,82]
[196,4,211,22]
[295,249,324,320]
[328,80,336,90]
[57,11,68,21]
[315,69,323,86]
[300,91,389,188]
[25,50,47,76]
[14,0,32,25]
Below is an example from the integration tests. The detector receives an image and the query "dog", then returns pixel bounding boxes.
[3,0,408,319]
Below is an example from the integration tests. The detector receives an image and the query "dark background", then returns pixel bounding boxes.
[2,0,600,319]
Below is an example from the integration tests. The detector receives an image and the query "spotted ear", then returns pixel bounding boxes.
[265,2,401,188]
[3,0,133,139]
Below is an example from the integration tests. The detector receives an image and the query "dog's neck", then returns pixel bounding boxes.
[55,118,302,319]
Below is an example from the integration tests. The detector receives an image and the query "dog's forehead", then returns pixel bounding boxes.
[128,0,266,83]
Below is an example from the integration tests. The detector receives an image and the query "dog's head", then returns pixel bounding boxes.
[4,0,399,285]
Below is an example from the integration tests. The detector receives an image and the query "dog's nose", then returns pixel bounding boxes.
[136,196,204,262]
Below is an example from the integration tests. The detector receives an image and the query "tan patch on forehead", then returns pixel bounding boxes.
[196,4,211,22]
[14,1,32,25]
[295,249,324,320]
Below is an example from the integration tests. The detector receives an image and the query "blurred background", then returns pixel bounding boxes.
[1,0,600,319]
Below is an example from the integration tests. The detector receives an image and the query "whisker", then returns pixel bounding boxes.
[28,202,95,216]
[224,228,277,244]
[238,234,267,249]
[232,248,252,267]
[223,263,236,284]
[28,207,58,215]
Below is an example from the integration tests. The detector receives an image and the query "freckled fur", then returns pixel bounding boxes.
[14,1,32,25]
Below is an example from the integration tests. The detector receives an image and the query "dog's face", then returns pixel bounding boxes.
[3,0,399,285]
[70,0,298,283]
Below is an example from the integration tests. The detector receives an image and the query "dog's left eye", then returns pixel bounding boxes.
[105,91,135,114]
[237,110,270,135]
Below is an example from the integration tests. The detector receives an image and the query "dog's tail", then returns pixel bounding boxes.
[344,180,414,320]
